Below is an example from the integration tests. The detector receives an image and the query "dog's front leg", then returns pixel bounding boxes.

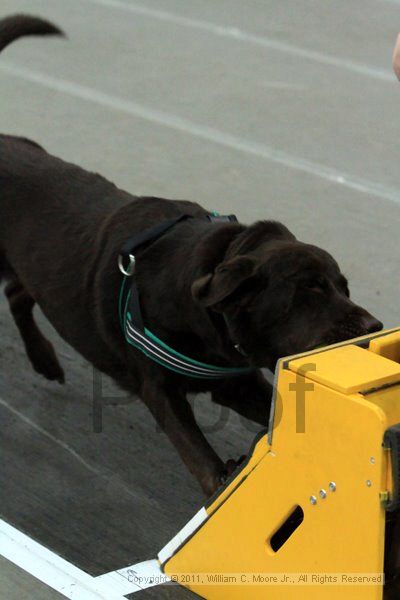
[141,377,235,496]
[212,371,273,426]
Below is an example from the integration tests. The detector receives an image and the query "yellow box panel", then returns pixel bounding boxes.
[288,344,400,394]
[162,329,400,600]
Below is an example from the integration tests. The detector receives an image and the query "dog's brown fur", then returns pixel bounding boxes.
[0,15,382,496]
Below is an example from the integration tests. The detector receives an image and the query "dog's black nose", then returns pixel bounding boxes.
[361,314,383,334]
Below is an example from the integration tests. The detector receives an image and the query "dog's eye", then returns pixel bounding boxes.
[304,279,325,294]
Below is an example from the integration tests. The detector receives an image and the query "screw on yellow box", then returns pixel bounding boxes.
[160,328,400,599]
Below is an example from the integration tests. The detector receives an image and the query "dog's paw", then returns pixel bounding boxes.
[202,455,247,497]
[28,340,65,384]
[34,359,65,384]
[220,455,247,484]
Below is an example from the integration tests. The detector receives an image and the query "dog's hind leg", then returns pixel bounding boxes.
[4,278,65,383]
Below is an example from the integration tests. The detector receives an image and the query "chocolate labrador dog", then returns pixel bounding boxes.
[0,15,382,496]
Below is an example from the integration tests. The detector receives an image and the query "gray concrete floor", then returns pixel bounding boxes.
[0,0,399,598]
[0,556,66,600]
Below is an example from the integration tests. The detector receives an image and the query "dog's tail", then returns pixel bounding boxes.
[0,14,64,55]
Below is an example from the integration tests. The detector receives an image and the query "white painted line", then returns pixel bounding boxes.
[0,519,127,599]
[158,507,207,564]
[1,61,399,205]
[97,559,169,594]
[80,0,394,83]
[0,395,160,506]
[0,396,100,474]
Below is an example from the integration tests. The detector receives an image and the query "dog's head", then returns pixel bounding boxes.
[192,221,382,369]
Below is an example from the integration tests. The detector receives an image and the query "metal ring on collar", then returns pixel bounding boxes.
[118,254,136,276]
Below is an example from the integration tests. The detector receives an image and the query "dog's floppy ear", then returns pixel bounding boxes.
[191,255,257,308]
